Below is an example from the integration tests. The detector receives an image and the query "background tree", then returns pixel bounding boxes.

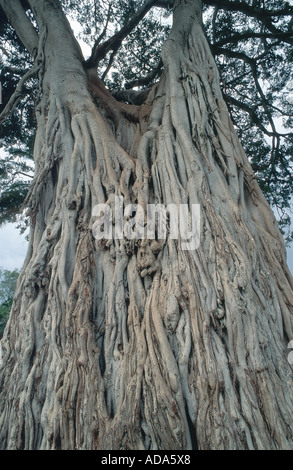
[0,267,19,338]
[0,0,293,450]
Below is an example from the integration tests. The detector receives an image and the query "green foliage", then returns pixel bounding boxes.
[0,180,31,225]
[0,299,12,338]
[0,8,35,229]
[61,0,171,88]
[203,0,293,241]
[0,12,36,149]
[0,267,19,338]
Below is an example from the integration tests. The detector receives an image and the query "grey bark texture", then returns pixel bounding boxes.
[0,0,293,450]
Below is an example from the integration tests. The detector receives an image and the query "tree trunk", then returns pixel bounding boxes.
[1,0,293,450]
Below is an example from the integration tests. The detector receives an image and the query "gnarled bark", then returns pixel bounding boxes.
[0,0,293,450]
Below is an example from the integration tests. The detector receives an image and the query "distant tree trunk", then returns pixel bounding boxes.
[0,0,293,450]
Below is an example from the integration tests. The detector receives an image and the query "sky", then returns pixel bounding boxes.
[0,221,292,276]
[0,223,28,271]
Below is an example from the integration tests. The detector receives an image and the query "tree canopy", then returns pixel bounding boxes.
[0,0,293,239]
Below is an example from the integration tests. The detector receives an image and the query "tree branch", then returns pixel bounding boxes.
[85,0,173,69]
[89,1,113,54]
[111,88,151,105]
[214,47,256,71]
[125,59,163,89]
[2,65,30,76]
[0,0,39,57]
[214,30,293,48]
[207,0,293,45]
[212,5,219,44]
[223,93,292,139]
[0,63,41,125]
[9,171,34,180]
[153,0,174,7]
[0,45,11,59]
[204,0,293,19]
[218,45,293,147]
[102,46,120,81]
